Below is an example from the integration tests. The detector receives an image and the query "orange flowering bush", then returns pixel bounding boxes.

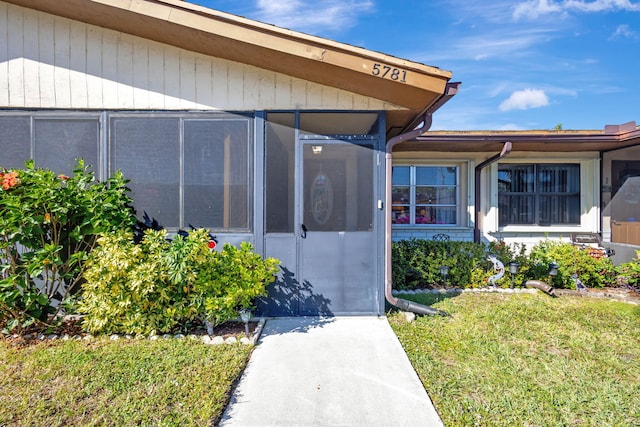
[0,160,136,331]
[0,171,19,190]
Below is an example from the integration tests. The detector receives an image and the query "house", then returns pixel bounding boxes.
[392,123,640,264]
[0,0,456,316]
[2,0,638,317]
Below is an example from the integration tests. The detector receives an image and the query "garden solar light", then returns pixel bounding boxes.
[439,265,450,288]
[548,262,559,287]
[548,262,559,277]
[239,309,252,338]
[508,261,520,288]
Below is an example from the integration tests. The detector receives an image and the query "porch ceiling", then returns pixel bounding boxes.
[396,123,640,153]
[5,0,453,136]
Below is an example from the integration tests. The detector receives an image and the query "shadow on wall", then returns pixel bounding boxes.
[604,176,640,223]
[255,266,333,318]
[604,176,640,254]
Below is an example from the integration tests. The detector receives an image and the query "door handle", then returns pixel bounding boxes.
[301,224,308,239]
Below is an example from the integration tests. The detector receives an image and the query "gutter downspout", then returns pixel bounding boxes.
[473,141,512,244]
[384,82,460,316]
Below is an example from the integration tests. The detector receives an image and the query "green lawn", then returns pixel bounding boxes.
[389,292,640,427]
[0,339,251,427]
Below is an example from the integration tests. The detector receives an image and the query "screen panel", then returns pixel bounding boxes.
[111,117,180,227]
[0,116,30,169]
[34,118,99,175]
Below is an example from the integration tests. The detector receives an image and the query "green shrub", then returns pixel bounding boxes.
[392,239,491,289]
[78,229,191,335]
[526,240,615,289]
[192,241,280,329]
[79,230,279,335]
[614,251,640,291]
[474,240,529,288]
[392,238,617,290]
[0,160,135,332]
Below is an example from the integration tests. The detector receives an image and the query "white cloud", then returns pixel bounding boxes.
[415,28,557,64]
[254,0,374,33]
[513,0,563,20]
[609,24,639,39]
[431,110,528,130]
[487,82,511,98]
[564,0,640,12]
[513,0,640,21]
[445,0,517,23]
[499,89,550,111]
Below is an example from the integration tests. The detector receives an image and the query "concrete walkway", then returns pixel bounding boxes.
[219,317,444,427]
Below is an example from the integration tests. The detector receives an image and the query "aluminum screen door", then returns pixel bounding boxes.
[298,139,378,315]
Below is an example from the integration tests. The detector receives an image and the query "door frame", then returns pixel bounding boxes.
[297,136,381,315]
[260,111,386,316]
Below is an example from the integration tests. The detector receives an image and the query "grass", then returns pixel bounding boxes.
[389,292,640,427]
[0,338,251,426]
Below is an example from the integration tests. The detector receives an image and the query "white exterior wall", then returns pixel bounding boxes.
[0,3,401,112]
[392,228,475,242]
[391,150,601,250]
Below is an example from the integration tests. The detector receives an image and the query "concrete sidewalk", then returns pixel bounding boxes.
[219,317,444,427]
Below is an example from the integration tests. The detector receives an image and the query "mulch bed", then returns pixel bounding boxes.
[407,284,639,298]
[1,317,258,349]
[558,286,640,303]
[3,286,638,348]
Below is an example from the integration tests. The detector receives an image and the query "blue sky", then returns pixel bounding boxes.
[191,0,639,131]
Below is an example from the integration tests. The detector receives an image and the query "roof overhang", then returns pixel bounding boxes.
[5,0,453,135]
[396,121,640,153]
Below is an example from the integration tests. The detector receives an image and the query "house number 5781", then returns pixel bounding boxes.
[371,63,407,82]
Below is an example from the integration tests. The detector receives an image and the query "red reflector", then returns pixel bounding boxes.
[208,240,216,250]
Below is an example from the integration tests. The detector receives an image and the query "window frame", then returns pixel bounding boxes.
[0,109,257,234]
[107,112,254,233]
[0,111,103,177]
[392,164,460,227]
[498,162,581,227]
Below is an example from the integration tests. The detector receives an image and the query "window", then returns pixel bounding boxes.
[498,164,580,226]
[184,119,250,230]
[0,116,31,169]
[110,115,252,231]
[1,111,252,232]
[265,113,295,233]
[303,142,374,232]
[392,165,458,225]
[34,118,99,175]
[111,117,181,227]
[0,115,100,175]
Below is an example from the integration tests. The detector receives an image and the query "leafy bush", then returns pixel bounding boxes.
[525,240,615,289]
[392,239,489,289]
[477,240,529,288]
[192,241,280,329]
[78,230,189,335]
[391,238,616,290]
[79,230,279,335]
[0,160,135,332]
[614,251,640,292]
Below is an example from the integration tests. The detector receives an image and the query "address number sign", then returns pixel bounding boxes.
[371,63,407,83]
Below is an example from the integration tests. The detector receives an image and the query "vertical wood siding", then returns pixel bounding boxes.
[0,3,399,112]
